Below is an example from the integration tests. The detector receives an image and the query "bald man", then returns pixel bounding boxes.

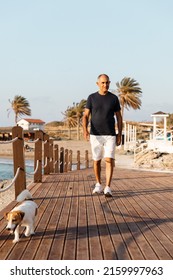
[83,74,122,197]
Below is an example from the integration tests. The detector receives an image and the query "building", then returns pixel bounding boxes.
[0,127,13,141]
[17,118,45,140]
[147,111,173,153]
[17,118,45,131]
[124,111,173,153]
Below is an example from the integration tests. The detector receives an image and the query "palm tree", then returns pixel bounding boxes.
[8,95,31,124]
[116,77,142,120]
[73,99,87,140]
[62,99,87,140]
[62,106,77,139]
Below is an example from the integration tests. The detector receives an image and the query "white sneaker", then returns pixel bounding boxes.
[104,186,112,197]
[93,183,103,194]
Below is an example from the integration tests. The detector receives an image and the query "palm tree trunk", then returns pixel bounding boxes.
[68,127,71,140]
[15,113,18,124]
[77,117,80,140]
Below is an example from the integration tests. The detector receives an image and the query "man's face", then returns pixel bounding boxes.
[96,75,110,94]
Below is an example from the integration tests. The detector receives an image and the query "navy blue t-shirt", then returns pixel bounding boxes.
[86,91,121,136]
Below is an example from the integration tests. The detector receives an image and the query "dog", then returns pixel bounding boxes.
[4,189,38,243]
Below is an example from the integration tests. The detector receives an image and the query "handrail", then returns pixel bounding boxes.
[0,167,20,193]
[0,137,18,144]
[43,157,48,168]
[25,160,40,176]
[134,142,148,162]
[34,138,40,144]
[24,138,39,144]
[0,126,90,197]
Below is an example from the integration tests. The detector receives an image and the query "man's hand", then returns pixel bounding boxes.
[83,130,90,141]
[116,134,121,146]
[83,108,90,141]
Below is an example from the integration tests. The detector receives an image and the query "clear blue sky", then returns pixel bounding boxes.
[0,0,173,126]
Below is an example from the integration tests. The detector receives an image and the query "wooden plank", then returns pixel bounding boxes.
[76,172,89,260]
[48,173,74,259]
[84,176,103,259]
[62,174,79,259]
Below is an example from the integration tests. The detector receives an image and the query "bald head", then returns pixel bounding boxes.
[97,74,110,81]
[96,74,110,95]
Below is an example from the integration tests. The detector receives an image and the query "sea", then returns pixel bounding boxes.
[0,158,34,181]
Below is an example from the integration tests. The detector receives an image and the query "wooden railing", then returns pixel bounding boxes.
[0,126,90,198]
[134,142,148,162]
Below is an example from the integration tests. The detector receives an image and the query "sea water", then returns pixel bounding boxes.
[0,158,34,181]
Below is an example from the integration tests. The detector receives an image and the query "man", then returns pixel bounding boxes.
[83,74,122,197]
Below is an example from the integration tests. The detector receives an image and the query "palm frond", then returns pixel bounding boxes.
[116,77,142,118]
[8,95,31,123]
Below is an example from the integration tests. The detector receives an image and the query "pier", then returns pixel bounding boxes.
[0,127,173,259]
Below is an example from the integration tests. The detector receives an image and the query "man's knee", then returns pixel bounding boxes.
[105,158,115,165]
[93,159,101,166]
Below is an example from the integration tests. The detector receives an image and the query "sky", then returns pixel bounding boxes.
[0,0,173,126]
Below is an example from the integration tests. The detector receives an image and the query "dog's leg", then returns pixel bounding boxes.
[13,226,20,243]
[25,223,35,237]
[30,222,35,235]
[25,225,31,237]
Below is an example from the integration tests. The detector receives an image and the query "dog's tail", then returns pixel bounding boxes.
[16,189,33,202]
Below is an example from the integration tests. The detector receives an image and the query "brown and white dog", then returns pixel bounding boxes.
[4,189,38,243]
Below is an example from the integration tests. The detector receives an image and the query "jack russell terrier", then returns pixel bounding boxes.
[4,189,38,243]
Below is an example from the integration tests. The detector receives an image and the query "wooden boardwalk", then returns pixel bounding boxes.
[1,166,173,260]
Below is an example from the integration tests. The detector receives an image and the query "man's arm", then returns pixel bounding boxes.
[83,108,90,141]
[115,110,122,146]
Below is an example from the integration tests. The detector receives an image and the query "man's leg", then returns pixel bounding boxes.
[104,157,114,197]
[103,136,116,197]
[90,135,103,194]
[92,159,103,193]
[105,158,114,187]
[93,159,101,184]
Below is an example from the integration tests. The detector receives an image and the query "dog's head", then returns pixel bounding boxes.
[4,211,25,232]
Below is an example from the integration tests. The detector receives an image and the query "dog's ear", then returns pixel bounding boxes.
[4,212,9,219]
[18,211,25,220]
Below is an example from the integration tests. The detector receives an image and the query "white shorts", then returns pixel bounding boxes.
[90,135,116,161]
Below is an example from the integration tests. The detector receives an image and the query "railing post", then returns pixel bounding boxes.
[68,150,72,171]
[34,130,43,182]
[85,150,89,168]
[77,150,80,170]
[64,149,68,172]
[12,126,26,198]
[44,133,50,175]
[54,144,59,173]
[49,139,54,173]
[60,147,64,173]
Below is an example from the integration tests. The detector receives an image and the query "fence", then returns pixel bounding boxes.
[0,126,89,198]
